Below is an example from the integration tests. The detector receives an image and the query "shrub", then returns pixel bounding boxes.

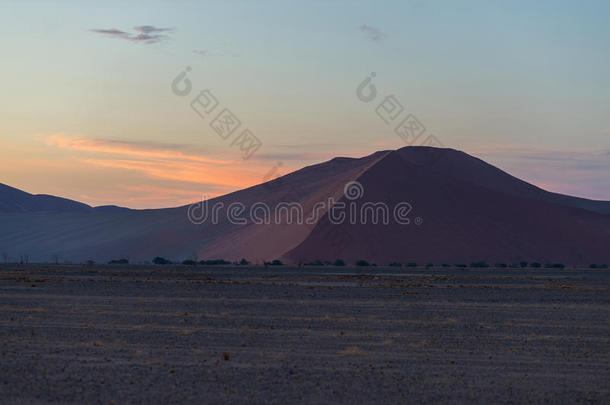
[182,259,197,265]
[530,262,541,268]
[333,259,346,266]
[471,261,489,268]
[455,264,467,268]
[356,260,370,267]
[153,257,171,265]
[239,258,250,265]
[199,259,230,265]
[426,263,434,269]
[269,260,283,266]
[108,259,129,264]
[590,264,598,269]
[520,261,528,268]
[85,260,95,266]
[406,262,417,267]
[305,260,324,266]
[552,263,565,269]
[388,262,402,267]
[442,264,451,268]
[494,263,507,268]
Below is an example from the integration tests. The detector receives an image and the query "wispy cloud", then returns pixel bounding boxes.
[44,135,230,165]
[90,25,173,44]
[80,184,213,208]
[360,24,387,42]
[42,134,276,190]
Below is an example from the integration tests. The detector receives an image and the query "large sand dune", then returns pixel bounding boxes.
[1,147,609,265]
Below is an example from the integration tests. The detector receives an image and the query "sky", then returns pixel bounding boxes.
[1,0,608,208]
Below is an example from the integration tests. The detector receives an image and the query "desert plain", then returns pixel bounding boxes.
[0,264,609,404]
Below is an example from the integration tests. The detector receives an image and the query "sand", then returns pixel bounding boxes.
[1,264,609,403]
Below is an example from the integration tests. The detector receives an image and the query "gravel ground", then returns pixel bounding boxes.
[0,264,609,404]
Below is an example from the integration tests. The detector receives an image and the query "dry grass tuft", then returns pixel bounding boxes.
[179,328,202,335]
[339,346,363,356]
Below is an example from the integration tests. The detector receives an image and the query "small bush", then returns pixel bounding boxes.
[530,262,541,268]
[182,259,197,265]
[388,262,402,267]
[108,259,129,265]
[471,261,489,268]
[153,257,171,265]
[333,259,346,266]
[305,260,324,266]
[426,263,434,269]
[269,260,283,266]
[406,262,417,268]
[520,261,528,268]
[455,264,467,268]
[239,258,250,265]
[494,263,507,268]
[85,260,95,266]
[442,264,451,267]
[199,259,230,265]
[356,260,370,267]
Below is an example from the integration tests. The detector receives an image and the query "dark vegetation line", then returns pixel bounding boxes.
[1,253,607,269]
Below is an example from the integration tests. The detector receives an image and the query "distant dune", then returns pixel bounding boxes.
[1,147,609,265]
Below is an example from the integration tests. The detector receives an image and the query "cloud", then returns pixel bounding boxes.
[79,184,215,208]
[90,25,173,44]
[44,135,230,165]
[42,134,284,190]
[90,28,130,39]
[360,24,387,42]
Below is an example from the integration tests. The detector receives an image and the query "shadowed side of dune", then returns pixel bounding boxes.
[284,148,610,265]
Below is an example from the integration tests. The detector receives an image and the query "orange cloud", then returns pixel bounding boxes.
[44,134,232,165]
[43,134,272,189]
[81,158,260,188]
[78,184,214,208]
